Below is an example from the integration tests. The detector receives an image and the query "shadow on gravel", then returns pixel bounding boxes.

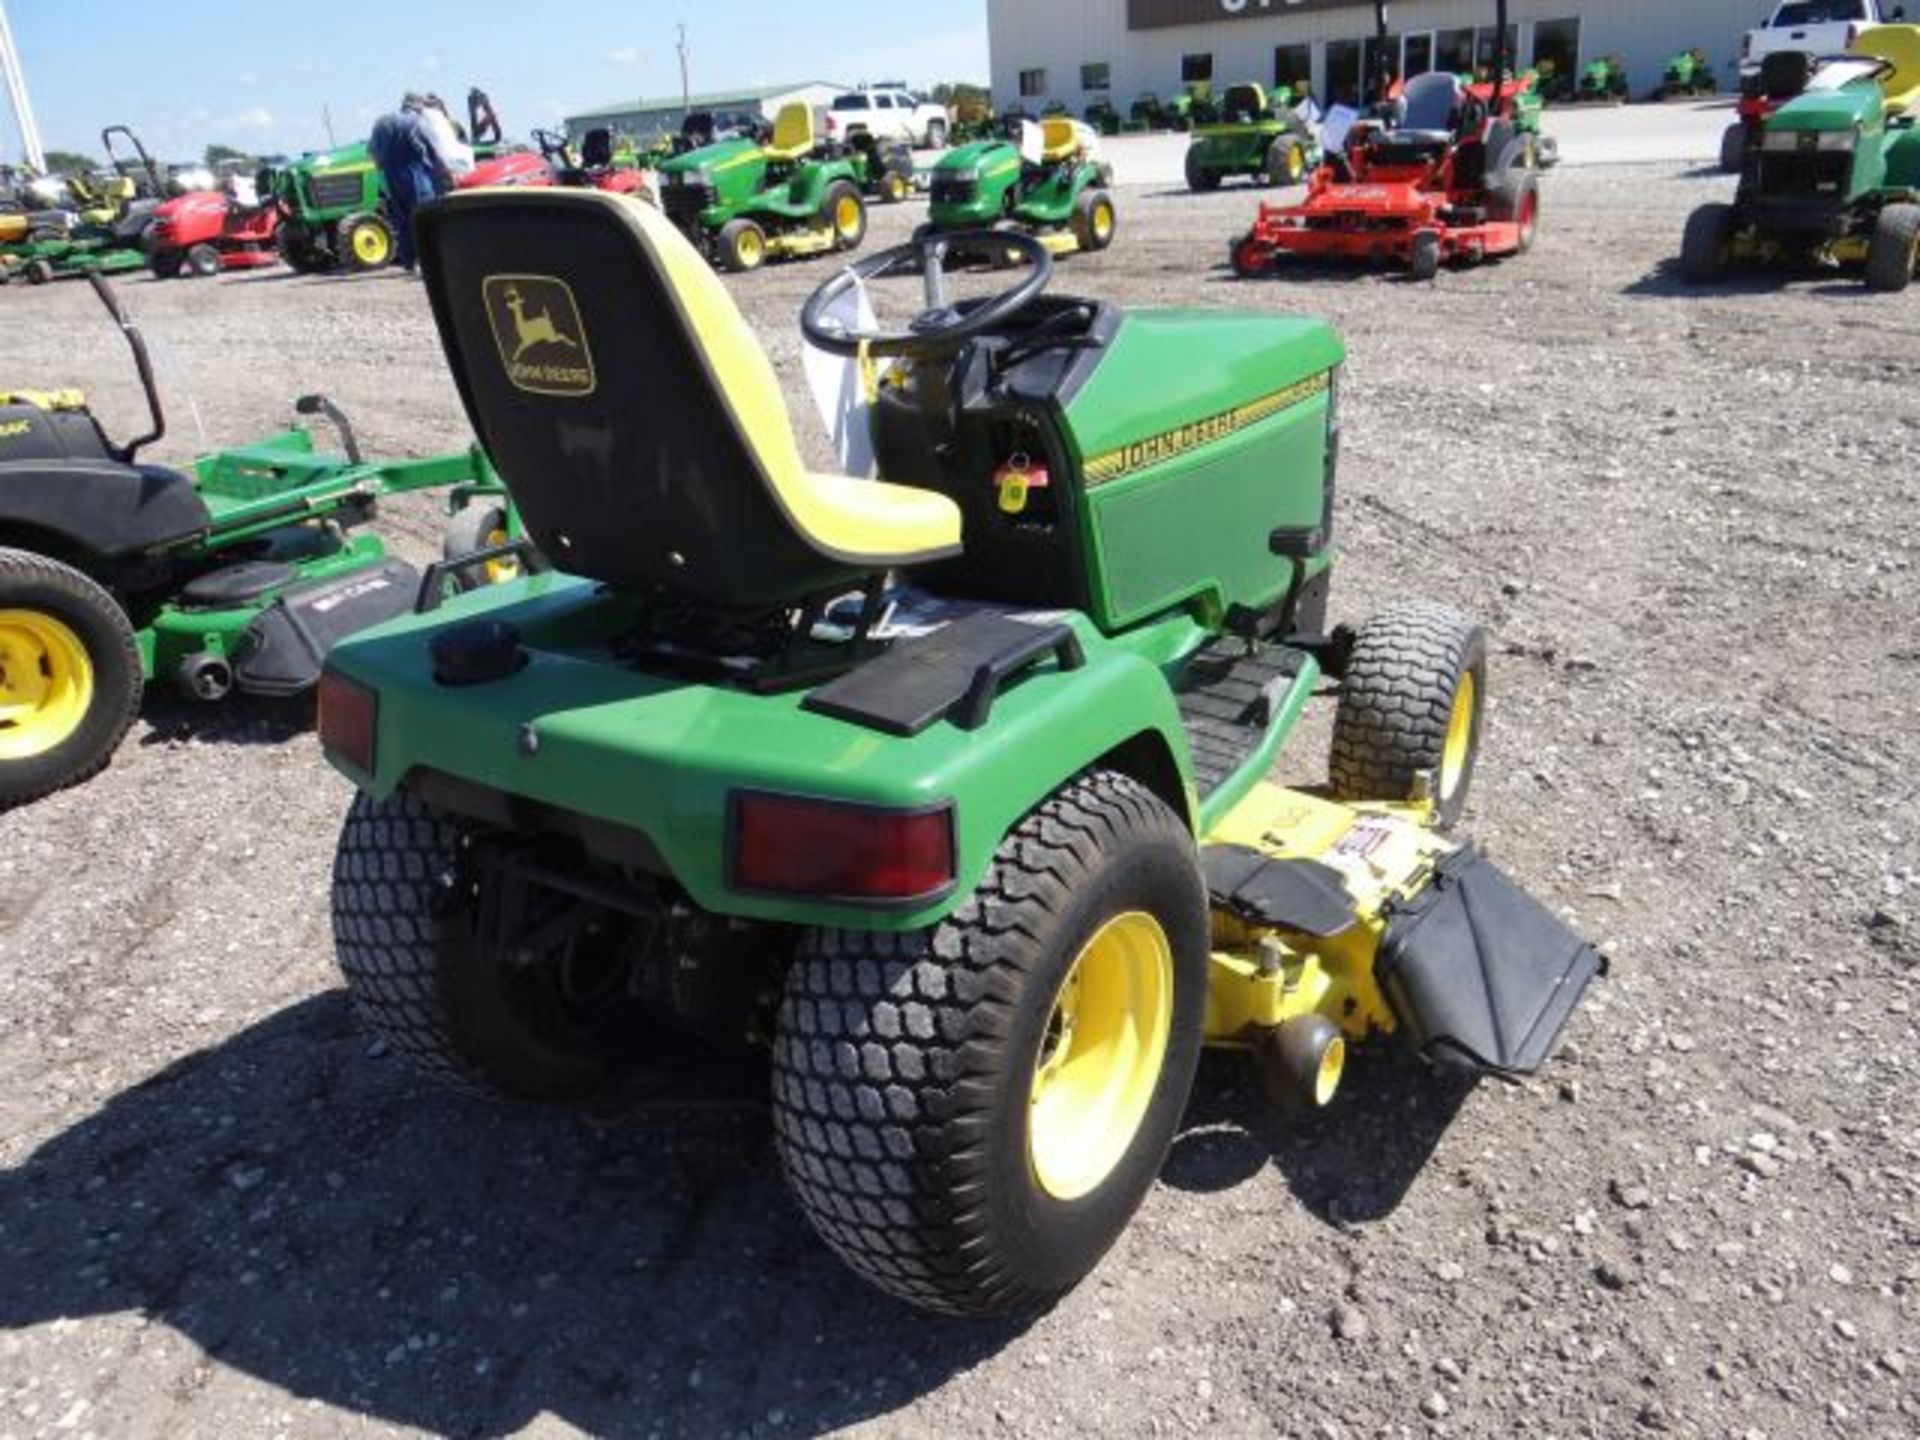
[1162,1047,1475,1225]
[0,995,1020,1437]
[1624,262,1881,300]
[134,690,316,751]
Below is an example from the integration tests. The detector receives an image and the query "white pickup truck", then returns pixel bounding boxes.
[820,87,950,149]
[1741,0,1908,74]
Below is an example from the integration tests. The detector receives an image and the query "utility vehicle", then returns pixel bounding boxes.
[1682,25,1920,291]
[317,188,1602,1316]
[0,276,503,807]
[657,103,870,273]
[923,117,1116,257]
[1183,83,1321,191]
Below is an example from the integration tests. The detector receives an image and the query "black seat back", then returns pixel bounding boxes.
[1761,49,1814,101]
[1397,72,1463,135]
[581,128,613,168]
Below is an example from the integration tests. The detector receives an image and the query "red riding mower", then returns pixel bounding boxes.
[532,127,655,200]
[146,179,280,278]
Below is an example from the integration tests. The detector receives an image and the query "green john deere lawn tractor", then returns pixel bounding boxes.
[923,117,1117,256]
[1573,55,1631,104]
[315,188,1603,1317]
[1681,29,1920,293]
[1654,48,1719,100]
[657,102,870,273]
[0,276,507,808]
[1184,83,1322,190]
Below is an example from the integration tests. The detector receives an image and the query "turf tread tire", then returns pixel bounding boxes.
[1866,203,1920,294]
[1329,602,1487,830]
[1681,203,1734,283]
[771,768,1207,1316]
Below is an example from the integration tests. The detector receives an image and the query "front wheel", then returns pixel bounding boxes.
[924,119,947,150]
[1865,203,1920,294]
[1408,229,1442,281]
[0,549,143,810]
[1719,123,1747,174]
[337,212,395,272]
[715,217,767,272]
[1680,202,1735,283]
[1229,231,1269,278]
[185,243,221,277]
[1072,188,1116,252]
[772,769,1209,1316]
[1183,146,1219,192]
[149,249,184,280]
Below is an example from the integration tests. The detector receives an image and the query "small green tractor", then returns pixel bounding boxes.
[1085,98,1123,135]
[0,276,505,807]
[1184,83,1322,190]
[315,188,1602,1317]
[1681,28,1920,292]
[1574,54,1631,103]
[657,102,871,273]
[923,117,1117,257]
[1130,93,1175,132]
[262,141,406,272]
[1654,48,1719,100]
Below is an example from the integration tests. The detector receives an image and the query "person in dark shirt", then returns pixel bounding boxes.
[366,97,437,271]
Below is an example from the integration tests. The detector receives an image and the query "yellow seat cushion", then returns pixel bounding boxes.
[1854,24,1920,114]
[636,198,961,562]
[1040,117,1081,163]
[761,101,817,162]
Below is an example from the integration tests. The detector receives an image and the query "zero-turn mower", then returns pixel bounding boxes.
[0,276,506,808]
[0,128,161,287]
[1230,4,1539,281]
[1682,25,1920,292]
[656,102,870,273]
[923,117,1116,257]
[314,187,1603,1317]
[1184,83,1322,191]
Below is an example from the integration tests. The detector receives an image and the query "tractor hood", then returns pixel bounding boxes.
[932,139,1021,177]
[1770,86,1882,133]
[659,136,762,177]
[290,142,371,173]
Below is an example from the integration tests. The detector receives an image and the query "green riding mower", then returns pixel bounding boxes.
[315,189,1603,1317]
[1654,48,1719,100]
[1184,82,1322,191]
[0,276,506,808]
[1573,55,1631,104]
[657,102,871,273]
[0,128,161,287]
[1085,99,1123,136]
[1681,28,1920,293]
[923,117,1117,257]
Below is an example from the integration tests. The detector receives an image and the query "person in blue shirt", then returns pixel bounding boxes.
[366,97,438,272]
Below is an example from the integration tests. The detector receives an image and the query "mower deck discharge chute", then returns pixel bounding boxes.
[1184,83,1321,191]
[0,276,507,807]
[317,187,1601,1316]
[1683,25,1920,292]
[656,101,871,273]
[923,116,1117,257]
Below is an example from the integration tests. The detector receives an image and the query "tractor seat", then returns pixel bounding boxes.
[1221,84,1267,124]
[1387,71,1465,147]
[1039,117,1082,162]
[760,102,818,163]
[1854,25,1920,114]
[414,189,961,609]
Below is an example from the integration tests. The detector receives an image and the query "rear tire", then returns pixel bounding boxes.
[772,769,1209,1316]
[1719,123,1747,174]
[330,790,631,1100]
[1488,168,1540,252]
[1865,203,1920,293]
[1262,138,1306,187]
[1680,202,1735,283]
[1329,602,1487,831]
[0,549,143,811]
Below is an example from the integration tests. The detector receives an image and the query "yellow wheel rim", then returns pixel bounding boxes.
[834,195,862,238]
[1288,144,1305,181]
[737,228,764,267]
[1439,672,1476,802]
[1092,200,1115,243]
[888,175,908,200]
[482,526,520,585]
[1313,1033,1346,1106]
[0,609,95,761]
[352,224,390,265]
[1028,911,1173,1202]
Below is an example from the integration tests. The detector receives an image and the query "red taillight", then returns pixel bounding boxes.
[732,792,955,903]
[317,669,377,773]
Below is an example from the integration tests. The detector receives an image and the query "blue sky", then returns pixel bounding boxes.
[5,0,989,163]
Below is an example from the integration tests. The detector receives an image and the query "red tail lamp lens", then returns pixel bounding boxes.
[317,669,377,773]
[732,792,955,903]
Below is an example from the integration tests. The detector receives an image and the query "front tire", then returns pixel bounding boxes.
[1184,146,1219,192]
[822,180,867,252]
[337,212,395,272]
[1409,229,1442,281]
[1865,203,1920,293]
[330,790,632,1100]
[149,249,184,280]
[1071,188,1116,252]
[1330,602,1488,831]
[1680,202,1735,283]
[715,217,767,272]
[0,549,142,810]
[185,243,221,277]
[1719,123,1747,174]
[772,769,1209,1316]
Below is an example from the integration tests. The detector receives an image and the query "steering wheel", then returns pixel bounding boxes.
[800,229,1055,359]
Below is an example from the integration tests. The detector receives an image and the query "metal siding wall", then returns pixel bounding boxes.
[989,0,1768,107]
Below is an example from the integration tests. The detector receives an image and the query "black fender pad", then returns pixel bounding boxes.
[230,558,417,697]
[1376,847,1606,1079]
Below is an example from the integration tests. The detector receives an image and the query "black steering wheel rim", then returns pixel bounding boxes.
[800,228,1055,359]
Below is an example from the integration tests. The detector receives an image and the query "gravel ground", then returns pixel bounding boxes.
[3,160,1918,1440]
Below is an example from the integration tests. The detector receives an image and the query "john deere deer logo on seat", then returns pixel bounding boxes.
[482,274,596,397]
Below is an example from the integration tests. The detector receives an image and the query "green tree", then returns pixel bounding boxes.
[204,143,252,168]
[42,149,97,175]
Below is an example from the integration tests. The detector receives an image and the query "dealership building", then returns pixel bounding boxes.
[986,1,1778,112]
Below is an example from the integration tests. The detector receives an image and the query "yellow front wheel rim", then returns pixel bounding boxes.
[1313,1033,1346,1106]
[352,225,390,265]
[481,527,520,585]
[1028,911,1173,1202]
[0,609,95,761]
[835,196,862,237]
[1288,144,1305,181]
[1439,672,1476,802]
[1092,200,1115,242]
[737,229,764,266]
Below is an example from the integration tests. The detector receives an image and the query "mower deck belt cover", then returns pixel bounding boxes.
[230,557,417,696]
[1376,846,1606,1078]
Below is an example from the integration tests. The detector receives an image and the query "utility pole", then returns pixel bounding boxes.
[677,23,690,111]
[0,0,47,173]
[322,103,336,148]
